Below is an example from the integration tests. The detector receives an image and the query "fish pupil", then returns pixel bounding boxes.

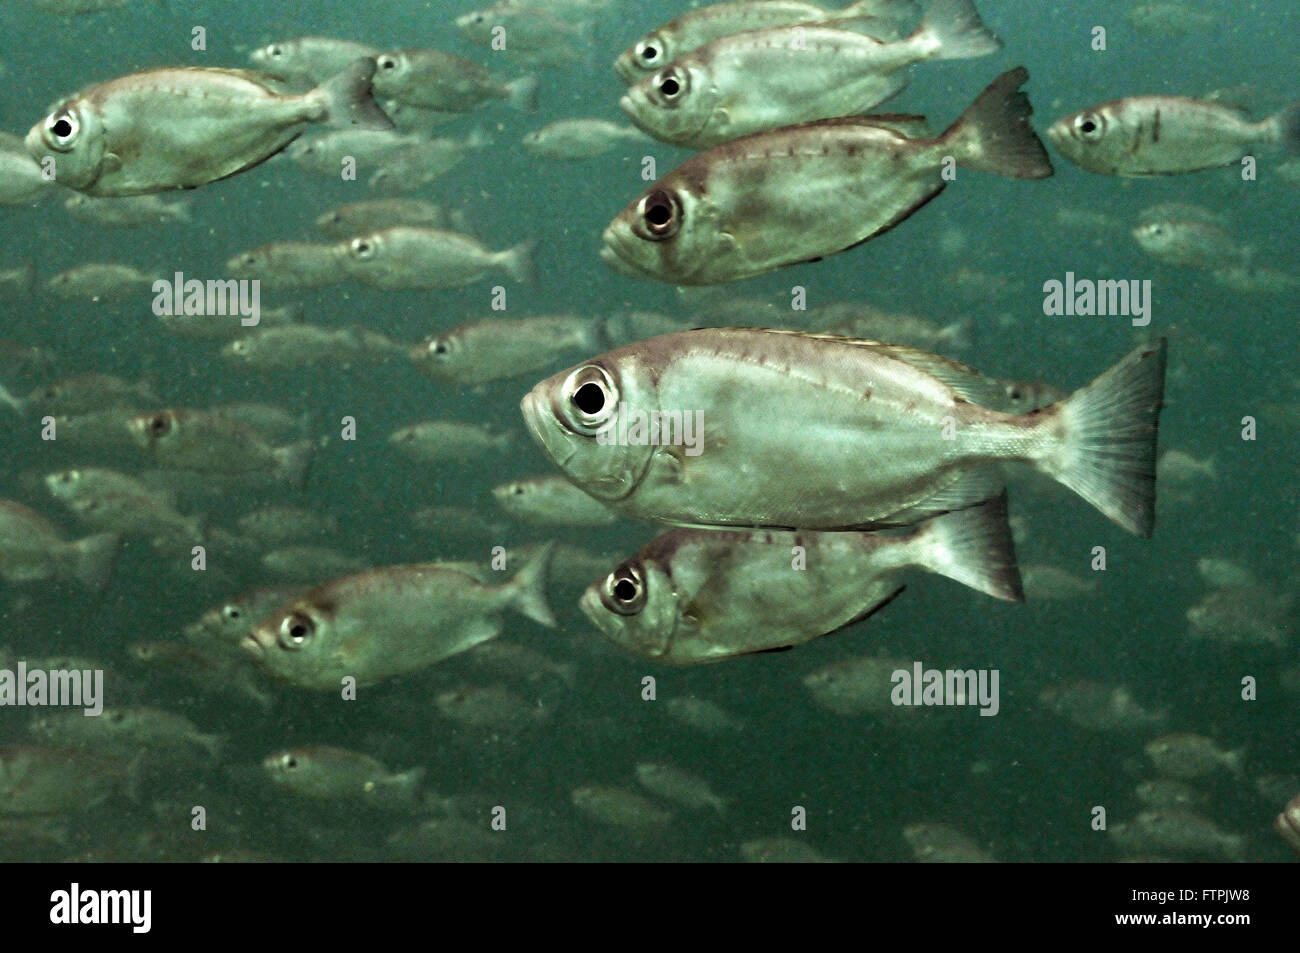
[572,381,606,414]
[52,118,73,138]
[642,46,658,62]
[659,77,680,97]
[614,579,637,602]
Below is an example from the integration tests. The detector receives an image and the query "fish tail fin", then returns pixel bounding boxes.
[1042,339,1168,537]
[942,66,1054,179]
[314,58,395,131]
[912,0,1002,60]
[911,491,1024,602]
[275,439,314,490]
[466,126,495,150]
[170,199,193,223]
[507,75,541,114]
[199,732,226,760]
[843,0,921,27]
[392,766,427,800]
[69,532,120,593]
[507,541,556,628]
[501,239,537,285]
[942,316,975,349]
[1271,102,1300,156]
[0,380,24,414]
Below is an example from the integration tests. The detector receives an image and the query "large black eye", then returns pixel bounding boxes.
[268,45,283,58]
[430,338,450,357]
[149,413,172,436]
[655,68,686,102]
[222,605,241,620]
[44,109,80,151]
[602,562,646,616]
[278,612,314,649]
[1075,112,1105,141]
[349,237,376,260]
[561,364,619,434]
[377,54,398,71]
[636,36,664,67]
[639,189,680,240]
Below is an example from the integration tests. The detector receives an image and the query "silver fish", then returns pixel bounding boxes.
[1048,95,1300,176]
[26,61,393,195]
[242,544,556,690]
[249,36,382,85]
[582,494,1021,664]
[601,68,1052,284]
[411,314,598,385]
[343,228,534,289]
[521,329,1167,536]
[621,0,1000,148]
[371,49,538,113]
[0,501,119,591]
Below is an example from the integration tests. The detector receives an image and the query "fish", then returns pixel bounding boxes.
[1144,733,1243,779]
[492,474,621,527]
[63,192,191,226]
[613,0,918,82]
[29,706,223,759]
[662,696,746,734]
[342,228,534,289]
[156,303,304,341]
[61,490,204,544]
[0,746,132,816]
[740,837,837,862]
[234,506,340,546]
[1125,3,1217,36]
[44,467,176,509]
[435,684,549,731]
[183,585,310,652]
[0,134,53,206]
[1036,681,1168,733]
[0,501,119,591]
[249,37,382,86]
[1131,204,1248,269]
[26,61,394,195]
[371,49,538,113]
[25,373,158,416]
[260,546,367,582]
[1185,585,1292,647]
[581,494,1021,665]
[387,420,514,465]
[601,67,1052,284]
[1277,794,1300,856]
[365,131,490,191]
[634,763,728,812]
[903,823,996,862]
[522,119,651,159]
[263,746,425,807]
[411,314,599,385]
[315,198,445,238]
[1020,564,1099,600]
[225,241,349,290]
[802,653,915,716]
[1135,779,1204,810]
[285,127,426,178]
[570,785,674,829]
[222,325,404,371]
[127,408,313,486]
[521,329,1167,536]
[44,263,158,301]
[1110,809,1245,861]
[242,544,556,690]
[1047,95,1300,176]
[620,0,1001,149]
[128,641,272,710]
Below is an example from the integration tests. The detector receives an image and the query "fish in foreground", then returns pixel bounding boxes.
[263,746,425,807]
[242,544,555,690]
[0,501,119,591]
[522,328,1167,536]
[613,0,917,82]
[1048,95,1300,176]
[620,0,1001,149]
[26,61,393,195]
[342,228,534,289]
[600,67,1052,284]
[582,493,1021,664]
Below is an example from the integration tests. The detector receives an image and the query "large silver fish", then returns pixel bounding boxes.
[26,61,392,195]
[582,493,1022,665]
[601,67,1052,285]
[521,328,1167,536]
[620,0,1000,148]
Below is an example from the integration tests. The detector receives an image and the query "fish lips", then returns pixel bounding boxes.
[519,389,578,469]
[599,222,654,280]
[240,625,276,658]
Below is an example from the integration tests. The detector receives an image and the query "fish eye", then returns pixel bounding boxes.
[44,109,80,152]
[147,412,172,437]
[349,237,377,260]
[560,364,619,434]
[278,611,315,649]
[654,68,687,102]
[638,189,681,240]
[636,38,663,67]
[221,604,241,620]
[377,54,399,71]
[107,710,126,723]
[1074,112,1105,141]
[601,562,646,616]
[267,45,283,58]
[428,338,451,357]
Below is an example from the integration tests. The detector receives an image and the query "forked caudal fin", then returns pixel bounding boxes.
[942,66,1054,179]
[909,490,1024,602]
[1042,339,1168,538]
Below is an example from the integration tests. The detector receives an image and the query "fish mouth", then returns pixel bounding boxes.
[577,586,607,632]
[240,627,274,657]
[519,389,576,468]
[599,225,651,280]
[617,94,636,120]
